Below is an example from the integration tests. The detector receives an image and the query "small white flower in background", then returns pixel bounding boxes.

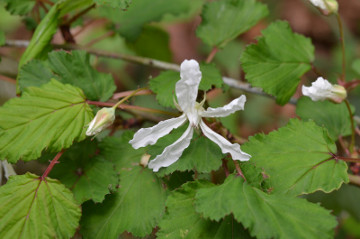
[302,77,347,103]
[309,0,338,14]
[129,59,251,172]
[86,107,115,136]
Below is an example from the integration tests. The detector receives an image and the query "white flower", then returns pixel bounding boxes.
[129,59,251,172]
[309,0,338,14]
[302,77,347,103]
[86,107,115,136]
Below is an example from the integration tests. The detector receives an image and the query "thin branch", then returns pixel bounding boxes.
[85,31,115,47]
[0,75,16,84]
[112,89,153,100]
[86,100,179,117]
[345,99,355,153]
[41,150,64,180]
[205,47,218,63]
[336,14,346,82]
[349,174,360,187]
[233,161,246,180]
[65,4,96,26]
[4,39,298,104]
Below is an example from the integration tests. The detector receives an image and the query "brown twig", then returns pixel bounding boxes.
[0,75,16,85]
[65,4,96,26]
[85,31,115,48]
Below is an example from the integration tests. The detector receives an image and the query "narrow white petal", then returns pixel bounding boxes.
[129,114,187,149]
[200,120,251,161]
[201,95,246,118]
[148,124,194,172]
[175,59,202,112]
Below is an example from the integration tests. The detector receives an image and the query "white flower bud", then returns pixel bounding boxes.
[86,107,115,136]
[302,77,347,103]
[309,0,338,14]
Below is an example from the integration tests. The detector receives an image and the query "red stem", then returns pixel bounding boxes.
[205,47,218,63]
[233,161,246,181]
[41,150,64,180]
[222,158,229,177]
[330,153,360,163]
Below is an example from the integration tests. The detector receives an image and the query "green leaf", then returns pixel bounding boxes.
[18,2,60,68]
[17,2,61,94]
[0,31,5,46]
[196,0,268,48]
[19,50,116,101]
[80,132,166,238]
[307,183,360,221]
[2,0,36,16]
[157,181,253,239]
[127,25,172,62]
[49,140,118,203]
[18,60,59,89]
[199,63,224,91]
[47,50,116,101]
[99,0,191,41]
[93,0,131,9]
[148,125,223,176]
[195,175,337,239]
[0,173,81,239]
[149,71,178,108]
[296,96,353,140]
[149,64,223,108]
[242,118,348,196]
[0,79,93,163]
[241,21,315,105]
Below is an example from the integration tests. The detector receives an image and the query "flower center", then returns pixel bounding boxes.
[186,102,204,128]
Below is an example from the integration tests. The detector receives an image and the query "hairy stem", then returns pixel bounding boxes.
[41,150,64,180]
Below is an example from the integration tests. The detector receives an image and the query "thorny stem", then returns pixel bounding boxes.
[41,150,64,180]
[233,161,246,180]
[344,100,355,153]
[205,47,218,63]
[336,14,346,82]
